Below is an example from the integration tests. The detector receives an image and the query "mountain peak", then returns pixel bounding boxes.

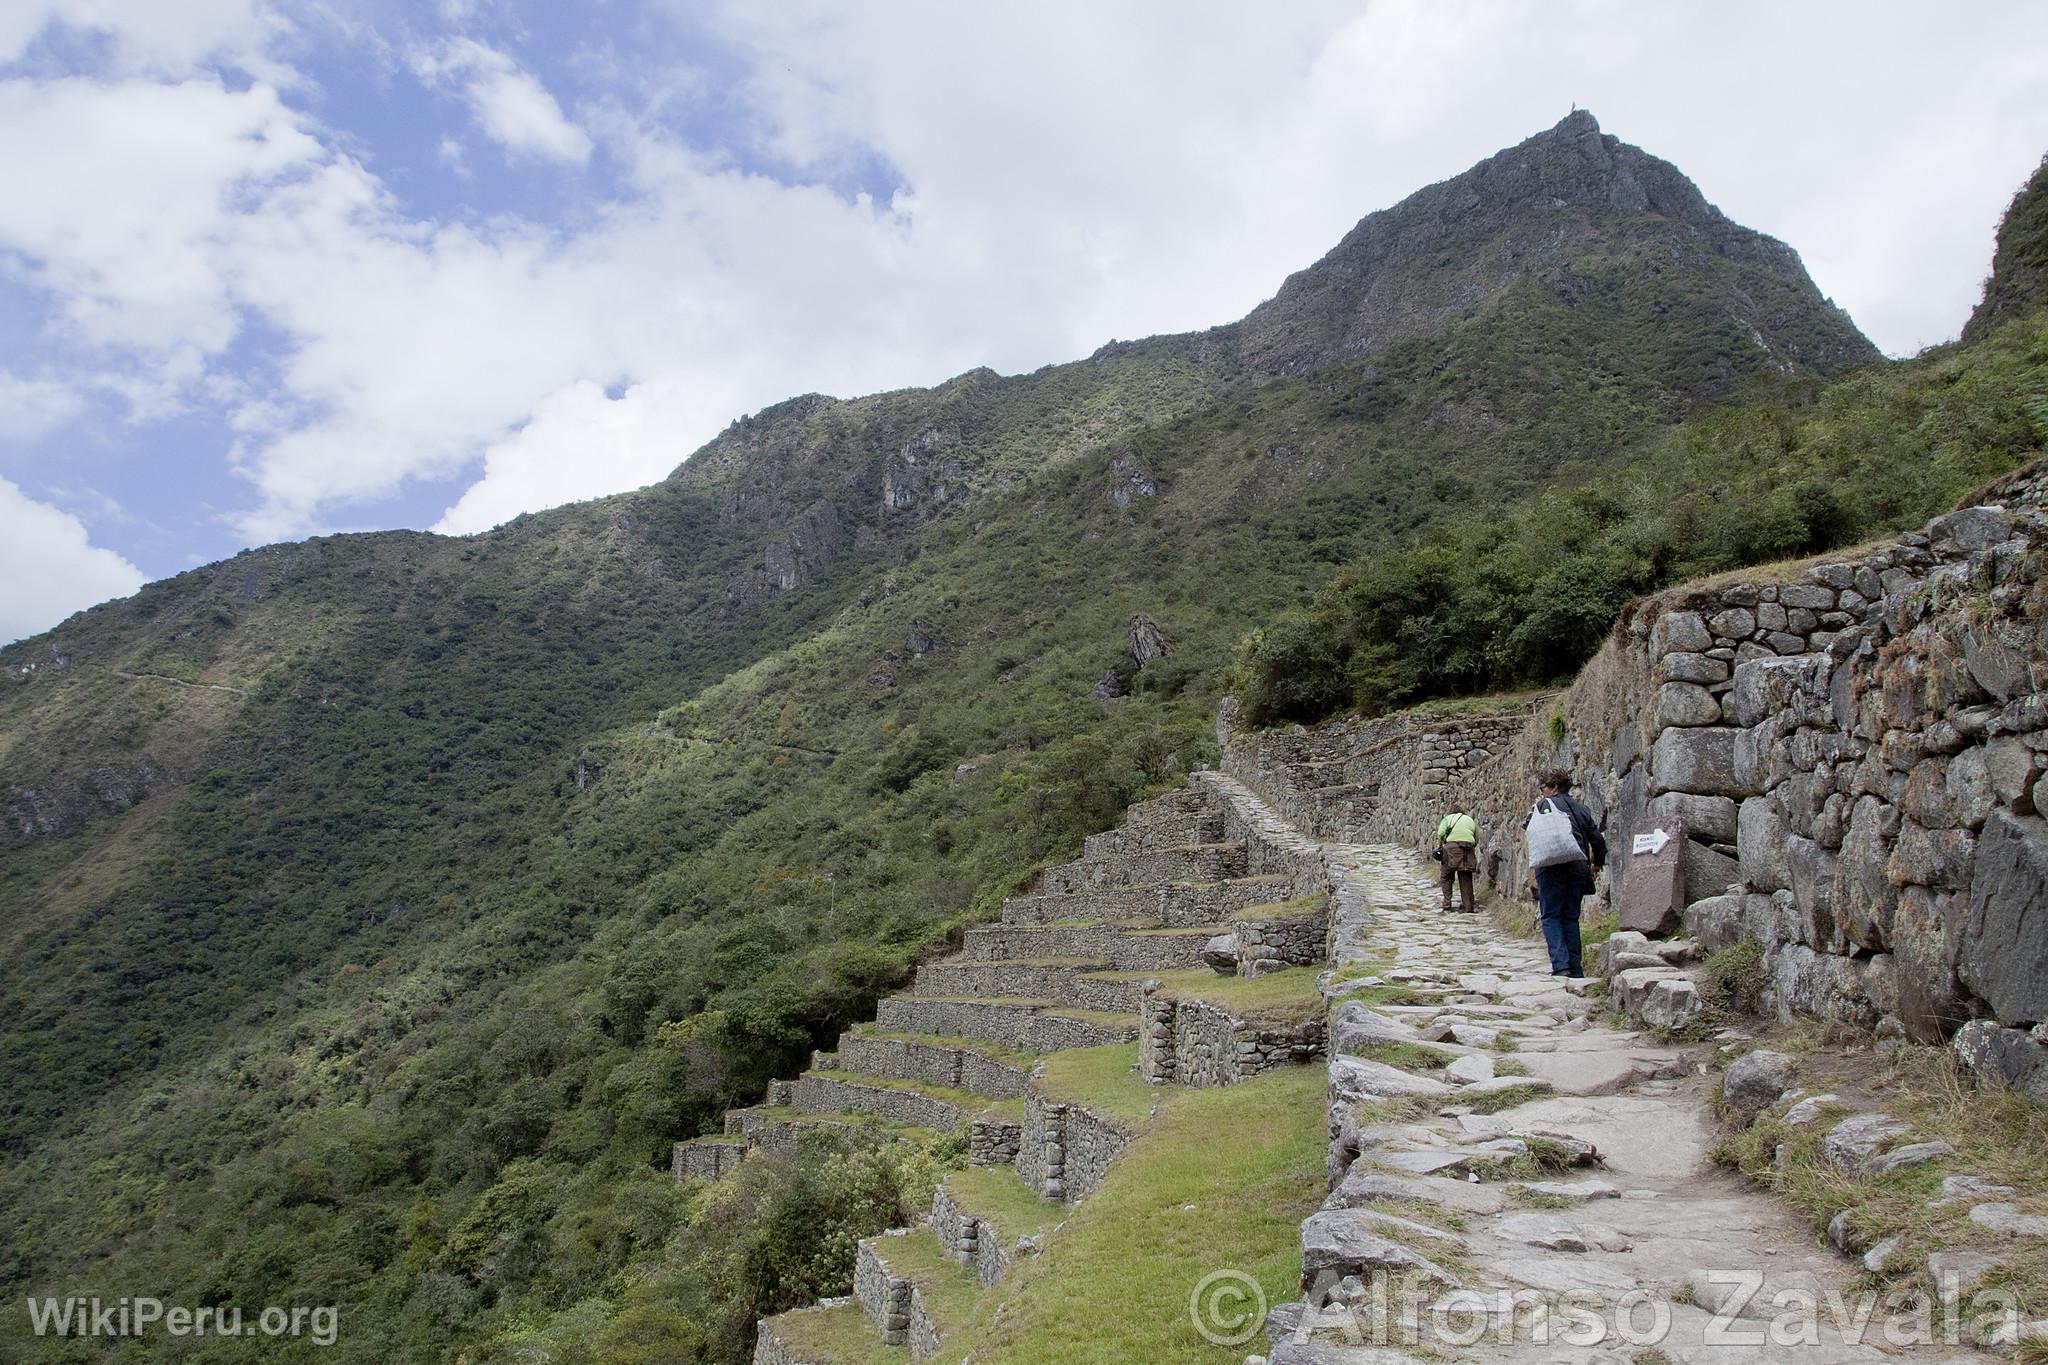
[1239,114,1875,382]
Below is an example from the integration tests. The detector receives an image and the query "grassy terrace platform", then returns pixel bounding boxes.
[946,1065,1326,1364]
[799,1070,1026,1124]
[944,1166,1065,1244]
[1225,892,1326,922]
[1130,965,1325,1025]
[842,1026,1040,1069]
[762,1299,907,1364]
[1032,1043,1157,1131]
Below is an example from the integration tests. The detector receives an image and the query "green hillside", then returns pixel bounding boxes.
[0,113,2037,1364]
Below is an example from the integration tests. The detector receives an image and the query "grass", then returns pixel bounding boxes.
[1506,1185,1576,1211]
[1141,966,1325,1026]
[1033,1043,1159,1131]
[1460,1083,1552,1115]
[1343,1040,1453,1073]
[944,1166,1064,1243]
[876,1227,987,1340]
[946,1066,1326,1365]
[764,1299,908,1363]
[1226,892,1328,923]
[1710,1036,2048,1335]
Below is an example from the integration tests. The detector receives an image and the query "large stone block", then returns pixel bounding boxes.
[1683,839,1740,906]
[1731,655,1825,728]
[1657,682,1723,727]
[1785,836,1840,951]
[1682,893,1744,951]
[1887,821,1975,893]
[1651,727,1744,798]
[1647,792,1738,844]
[1951,1020,2048,1103]
[1891,886,1970,1044]
[1957,812,2048,1027]
[1616,817,1685,935]
[1651,610,1712,655]
[1833,795,1899,951]
[1737,797,1789,893]
[1659,651,1730,685]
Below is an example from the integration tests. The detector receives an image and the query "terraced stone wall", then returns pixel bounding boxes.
[968,1116,1021,1166]
[830,1035,1031,1098]
[1231,908,1325,971]
[1444,471,2048,1097]
[1137,996,1327,1087]
[671,1140,746,1181]
[788,1074,963,1129]
[1014,1092,1132,1201]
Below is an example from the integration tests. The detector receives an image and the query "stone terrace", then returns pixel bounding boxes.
[692,770,1339,1363]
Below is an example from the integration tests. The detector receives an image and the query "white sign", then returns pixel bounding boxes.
[1632,828,1671,857]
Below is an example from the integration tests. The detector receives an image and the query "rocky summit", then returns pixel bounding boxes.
[2,115,2046,1364]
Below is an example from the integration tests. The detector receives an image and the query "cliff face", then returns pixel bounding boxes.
[1963,152,2048,344]
[1239,110,1877,384]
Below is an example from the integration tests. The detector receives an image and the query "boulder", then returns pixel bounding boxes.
[1201,933,1237,974]
[1650,727,1744,798]
[1328,1056,1451,1104]
[1722,1049,1797,1121]
[1651,610,1712,655]
[1956,812,2048,1026]
[1819,1112,1910,1174]
[1863,1141,1955,1178]
[1951,1020,2048,1103]
[1927,505,2012,552]
[1127,614,1173,665]
[1731,655,1825,728]
[1683,893,1744,950]
[1637,978,1703,1032]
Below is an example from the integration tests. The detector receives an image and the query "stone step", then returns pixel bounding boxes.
[961,922,1219,971]
[752,1299,894,1365]
[872,995,1137,1052]
[855,1226,977,1356]
[1032,842,1247,896]
[780,1070,1004,1133]
[1080,807,1226,859]
[930,1168,1064,1288]
[670,1135,748,1182]
[827,1031,1033,1098]
[909,959,1143,1013]
[1000,873,1293,928]
[720,1104,940,1152]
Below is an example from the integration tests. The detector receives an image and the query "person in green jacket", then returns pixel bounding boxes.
[1434,809,1479,913]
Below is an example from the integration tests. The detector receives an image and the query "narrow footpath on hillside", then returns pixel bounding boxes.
[1269,838,1986,1364]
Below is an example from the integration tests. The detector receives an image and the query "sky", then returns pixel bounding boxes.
[2,2,2046,644]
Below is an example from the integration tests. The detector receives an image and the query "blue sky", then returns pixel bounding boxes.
[3,0,2048,643]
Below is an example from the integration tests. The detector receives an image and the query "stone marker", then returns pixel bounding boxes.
[1617,816,1686,934]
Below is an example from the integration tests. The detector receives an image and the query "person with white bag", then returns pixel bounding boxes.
[1522,769,1606,976]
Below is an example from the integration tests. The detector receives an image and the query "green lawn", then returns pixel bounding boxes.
[952,1065,1324,1364]
[1033,1043,1158,1130]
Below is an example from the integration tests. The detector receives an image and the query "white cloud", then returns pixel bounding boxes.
[0,476,144,642]
[1,0,2046,586]
[0,0,284,77]
[413,39,592,165]
[0,371,83,441]
[431,378,713,534]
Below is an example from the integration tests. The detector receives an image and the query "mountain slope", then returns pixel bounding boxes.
[0,113,1950,1364]
[1963,149,2048,343]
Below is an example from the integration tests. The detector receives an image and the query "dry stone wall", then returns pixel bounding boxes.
[1225,468,2048,1099]
[828,1035,1031,1098]
[1137,995,1326,1086]
[670,1139,747,1182]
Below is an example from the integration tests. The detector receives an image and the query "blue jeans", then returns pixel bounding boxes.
[1534,863,1589,976]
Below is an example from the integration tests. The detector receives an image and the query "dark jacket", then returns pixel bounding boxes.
[1524,792,1607,892]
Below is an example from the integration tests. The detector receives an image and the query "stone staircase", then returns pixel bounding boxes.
[671,771,1336,1363]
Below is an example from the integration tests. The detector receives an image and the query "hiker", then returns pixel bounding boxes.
[1523,769,1606,976]
[1433,808,1478,913]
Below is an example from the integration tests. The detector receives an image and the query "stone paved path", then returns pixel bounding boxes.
[1272,844,1983,1364]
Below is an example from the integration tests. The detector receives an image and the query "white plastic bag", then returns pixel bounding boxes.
[1525,798,1583,869]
